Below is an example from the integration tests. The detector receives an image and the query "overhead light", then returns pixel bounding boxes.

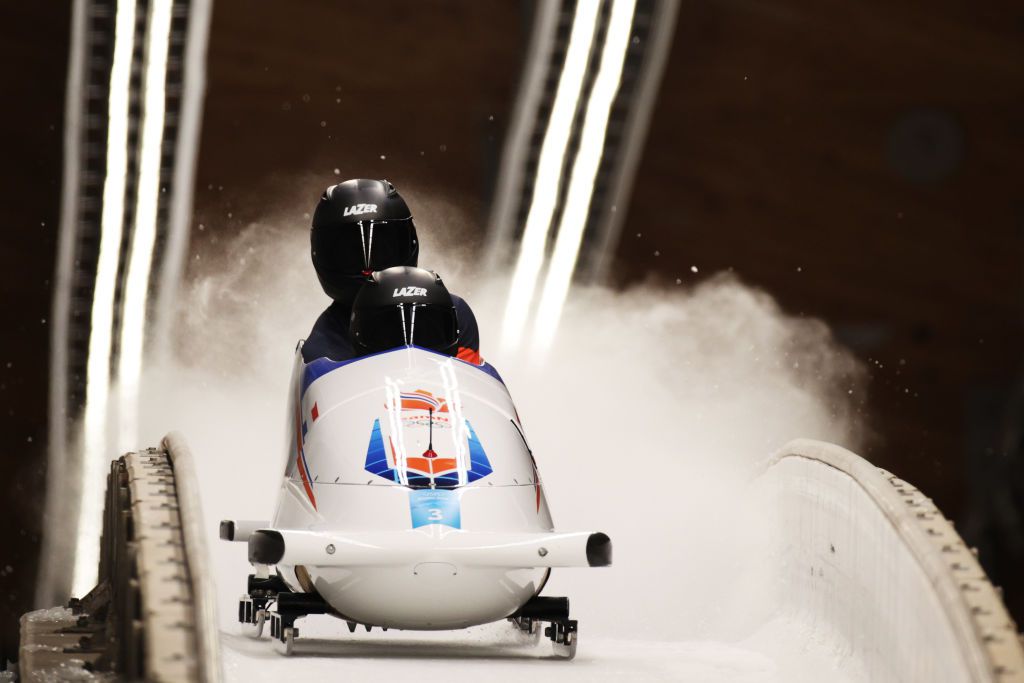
[73,0,138,598]
[501,0,601,353]
[119,0,174,453]
[533,0,637,353]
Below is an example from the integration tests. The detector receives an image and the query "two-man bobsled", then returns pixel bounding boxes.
[221,269,611,659]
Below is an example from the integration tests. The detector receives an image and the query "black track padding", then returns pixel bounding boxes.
[586,532,612,566]
[248,530,286,564]
[219,520,235,541]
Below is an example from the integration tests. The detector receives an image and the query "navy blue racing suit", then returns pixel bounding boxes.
[302,294,481,364]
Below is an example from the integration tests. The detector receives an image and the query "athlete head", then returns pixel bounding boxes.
[310,179,419,304]
[349,266,459,357]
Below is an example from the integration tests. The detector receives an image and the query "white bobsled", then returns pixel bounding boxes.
[221,344,611,657]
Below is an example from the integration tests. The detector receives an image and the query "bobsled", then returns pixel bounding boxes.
[221,344,612,658]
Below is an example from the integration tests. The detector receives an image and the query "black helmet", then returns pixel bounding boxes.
[310,179,419,301]
[350,267,459,356]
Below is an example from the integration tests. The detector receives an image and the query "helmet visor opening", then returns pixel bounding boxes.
[352,303,457,355]
[408,303,458,352]
[313,219,416,274]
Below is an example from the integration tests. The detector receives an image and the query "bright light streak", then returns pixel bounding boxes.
[74,0,137,598]
[385,379,409,487]
[500,0,601,353]
[119,0,174,453]
[532,0,637,354]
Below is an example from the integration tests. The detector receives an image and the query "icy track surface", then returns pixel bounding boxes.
[220,617,860,683]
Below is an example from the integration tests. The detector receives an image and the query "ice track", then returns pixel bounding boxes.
[24,432,1022,681]
[220,627,840,683]
[197,438,1019,682]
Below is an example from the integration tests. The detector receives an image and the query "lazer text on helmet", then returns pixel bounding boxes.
[393,287,428,298]
[343,203,378,217]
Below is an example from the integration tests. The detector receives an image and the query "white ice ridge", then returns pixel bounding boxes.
[755,439,1024,683]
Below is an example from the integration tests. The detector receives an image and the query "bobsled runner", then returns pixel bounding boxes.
[221,344,612,659]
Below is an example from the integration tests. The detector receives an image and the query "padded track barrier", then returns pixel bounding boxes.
[761,439,1024,682]
[163,432,222,683]
[19,436,221,682]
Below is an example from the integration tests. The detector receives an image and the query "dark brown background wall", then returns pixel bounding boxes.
[2,0,1021,661]
[0,2,69,664]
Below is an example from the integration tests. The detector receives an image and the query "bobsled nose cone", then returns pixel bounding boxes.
[586,532,612,567]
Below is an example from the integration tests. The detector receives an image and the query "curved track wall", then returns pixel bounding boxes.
[759,439,1023,682]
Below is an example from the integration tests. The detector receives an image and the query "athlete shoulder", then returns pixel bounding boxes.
[451,294,479,347]
[302,303,354,363]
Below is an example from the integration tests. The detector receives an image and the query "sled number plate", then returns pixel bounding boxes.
[409,489,461,529]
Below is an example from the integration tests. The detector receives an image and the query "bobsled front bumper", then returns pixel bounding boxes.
[223,523,611,569]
